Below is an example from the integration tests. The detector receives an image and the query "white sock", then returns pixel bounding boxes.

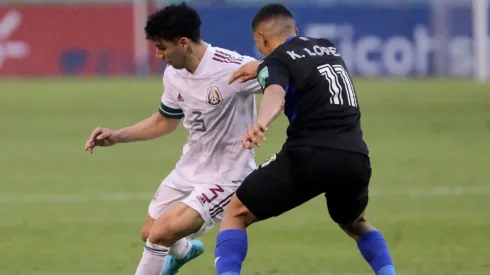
[134,240,169,275]
[170,238,192,259]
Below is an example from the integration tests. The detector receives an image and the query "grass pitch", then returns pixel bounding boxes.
[0,77,489,275]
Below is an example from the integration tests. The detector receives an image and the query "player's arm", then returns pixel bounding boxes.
[111,73,184,143]
[84,109,181,153]
[228,57,260,84]
[113,112,180,143]
[242,57,288,149]
[227,55,264,95]
[255,58,288,127]
[256,84,285,127]
[85,71,183,153]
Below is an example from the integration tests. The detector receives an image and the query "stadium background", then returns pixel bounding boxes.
[1,0,489,274]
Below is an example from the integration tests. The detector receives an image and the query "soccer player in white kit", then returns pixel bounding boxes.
[84,4,261,275]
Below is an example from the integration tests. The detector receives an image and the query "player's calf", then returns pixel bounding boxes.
[339,215,376,239]
[339,214,397,275]
[135,203,206,275]
[214,194,257,275]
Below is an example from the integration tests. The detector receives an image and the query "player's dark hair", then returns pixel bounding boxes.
[145,3,201,42]
[252,4,294,31]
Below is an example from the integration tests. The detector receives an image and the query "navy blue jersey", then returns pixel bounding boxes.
[256,36,368,155]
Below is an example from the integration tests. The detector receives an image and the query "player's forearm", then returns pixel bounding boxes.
[114,113,178,143]
[256,85,286,127]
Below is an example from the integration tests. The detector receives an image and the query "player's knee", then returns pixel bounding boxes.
[224,194,257,226]
[140,214,155,242]
[338,214,374,238]
[147,220,180,245]
[140,225,150,242]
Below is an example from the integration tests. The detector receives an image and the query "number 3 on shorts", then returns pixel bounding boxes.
[258,153,277,169]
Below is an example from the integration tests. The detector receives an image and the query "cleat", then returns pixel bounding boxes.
[163,240,204,275]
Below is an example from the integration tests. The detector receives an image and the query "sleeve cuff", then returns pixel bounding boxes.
[159,103,184,119]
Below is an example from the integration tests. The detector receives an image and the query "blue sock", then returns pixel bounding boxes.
[357,231,397,275]
[214,229,248,275]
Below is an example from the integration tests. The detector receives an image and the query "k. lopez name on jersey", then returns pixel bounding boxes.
[286,45,340,60]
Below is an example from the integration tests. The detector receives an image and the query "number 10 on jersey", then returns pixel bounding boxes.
[317,64,358,107]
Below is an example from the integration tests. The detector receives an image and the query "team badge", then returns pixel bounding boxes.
[206,86,223,106]
[258,66,269,89]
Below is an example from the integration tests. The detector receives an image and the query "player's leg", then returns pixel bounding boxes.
[140,213,155,242]
[135,201,205,275]
[135,173,199,275]
[141,213,194,258]
[322,150,396,275]
[149,183,202,262]
[163,184,236,275]
[215,149,323,275]
[141,211,200,269]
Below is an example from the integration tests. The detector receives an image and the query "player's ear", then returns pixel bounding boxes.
[155,48,164,58]
[294,26,299,35]
[258,32,268,48]
[179,37,190,50]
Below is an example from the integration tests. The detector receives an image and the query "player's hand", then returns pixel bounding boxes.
[242,123,268,150]
[228,60,260,84]
[84,127,119,153]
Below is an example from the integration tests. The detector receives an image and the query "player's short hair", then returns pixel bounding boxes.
[145,3,201,42]
[252,4,294,31]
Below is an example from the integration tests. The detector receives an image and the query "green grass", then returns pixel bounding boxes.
[0,77,489,275]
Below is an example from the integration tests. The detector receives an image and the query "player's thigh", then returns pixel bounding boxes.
[314,149,371,224]
[236,149,323,221]
[181,184,236,238]
[148,170,193,220]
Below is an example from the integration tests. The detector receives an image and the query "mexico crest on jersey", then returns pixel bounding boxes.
[206,86,223,107]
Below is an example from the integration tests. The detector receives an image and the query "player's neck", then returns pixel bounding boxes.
[268,34,296,55]
[185,40,208,74]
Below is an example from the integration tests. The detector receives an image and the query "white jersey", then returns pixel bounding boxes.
[159,44,262,187]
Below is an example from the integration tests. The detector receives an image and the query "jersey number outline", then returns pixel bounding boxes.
[192,111,207,132]
[317,64,358,107]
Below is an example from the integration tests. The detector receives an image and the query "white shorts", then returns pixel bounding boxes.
[148,169,237,237]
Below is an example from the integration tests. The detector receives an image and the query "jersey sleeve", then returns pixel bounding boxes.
[256,55,290,92]
[236,56,263,95]
[159,71,184,119]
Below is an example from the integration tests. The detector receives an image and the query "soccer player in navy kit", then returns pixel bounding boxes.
[213,4,397,275]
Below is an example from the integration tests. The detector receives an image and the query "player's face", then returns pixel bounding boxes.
[154,38,190,69]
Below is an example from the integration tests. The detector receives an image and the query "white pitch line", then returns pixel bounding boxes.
[0,186,488,204]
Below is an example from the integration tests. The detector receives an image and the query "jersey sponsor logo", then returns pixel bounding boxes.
[206,86,223,106]
[177,93,184,102]
[257,66,269,89]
